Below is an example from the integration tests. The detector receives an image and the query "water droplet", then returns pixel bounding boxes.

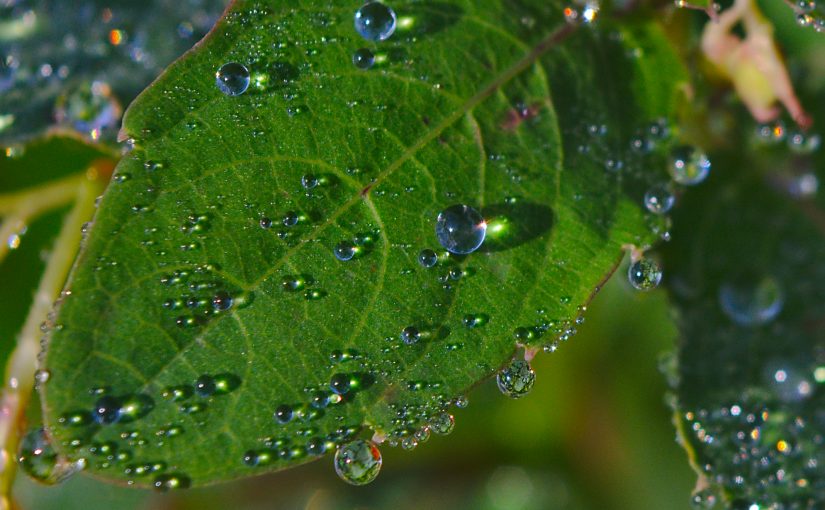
[92,396,122,424]
[215,62,250,97]
[274,405,294,424]
[334,241,358,261]
[429,412,455,435]
[153,473,191,492]
[463,313,489,328]
[627,258,662,291]
[334,439,382,485]
[211,291,233,311]
[435,205,486,255]
[116,394,154,423]
[18,428,83,485]
[329,373,354,395]
[282,211,300,227]
[669,146,710,186]
[719,276,783,327]
[400,326,420,345]
[787,130,821,154]
[418,249,438,268]
[644,184,675,215]
[354,2,397,42]
[496,360,536,399]
[352,48,376,70]
[34,369,51,385]
[301,174,318,189]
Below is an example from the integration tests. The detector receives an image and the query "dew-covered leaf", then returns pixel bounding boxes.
[663,139,825,506]
[0,0,228,143]
[40,0,688,488]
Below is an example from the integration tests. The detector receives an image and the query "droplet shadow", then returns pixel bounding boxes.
[480,202,554,252]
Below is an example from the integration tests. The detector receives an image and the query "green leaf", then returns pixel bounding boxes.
[663,141,825,505]
[0,0,227,143]
[40,1,687,488]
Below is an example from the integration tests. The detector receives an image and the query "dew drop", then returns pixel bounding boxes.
[352,48,376,70]
[354,2,397,42]
[418,249,438,268]
[194,375,216,397]
[669,146,710,186]
[215,62,250,97]
[496,360,536,399]
[627,258,662,291]
[274,405,294,424]
[400,326,420,345]
[301,174,318,189]
[334,241,358,261]
[644,184,675,215]
[211,291,233,311]
[787,130,821,154]
[329,373,353,395]
[435,204,486,255]
[92,396,122,425]
[429,412,455,435]
[18,428,84,485]
[334,439,382,485]
[718,276,783,327]
[153,473,191,492]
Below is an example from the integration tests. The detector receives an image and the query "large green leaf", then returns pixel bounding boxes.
[39,0,687,489]
[663,132,825,506]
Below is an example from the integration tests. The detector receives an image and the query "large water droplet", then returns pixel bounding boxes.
[669,146,710,185]
[354,2,397,42]
[496,360,536,399]
[627,258,662,291]
[215,62,250,97]
[18,428,84,485]
[418,249,438,268]
[334,241,358,261]
[435,204,486,255]
[718,276,783,327]
[334,439,382,485]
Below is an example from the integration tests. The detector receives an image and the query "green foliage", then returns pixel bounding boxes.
[664,119,825,506]
[39,0,686,488]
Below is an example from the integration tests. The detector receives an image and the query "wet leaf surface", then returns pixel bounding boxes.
[40,0,687,488]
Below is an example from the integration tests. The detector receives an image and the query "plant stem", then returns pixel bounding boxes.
[0,171,106,510]
[0,173,87,266]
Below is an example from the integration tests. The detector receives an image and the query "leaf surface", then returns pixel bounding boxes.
[41,0,687,488]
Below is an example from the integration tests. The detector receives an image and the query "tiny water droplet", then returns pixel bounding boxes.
[354,2,397,42]
[435,205,486,255]
[215,62,250,97]
[334,439,382,485]
[644,184,675,215]
[153,473,191,492]
[352,48,376,70]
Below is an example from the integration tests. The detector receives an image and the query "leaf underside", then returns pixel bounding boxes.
[41,0,687,488]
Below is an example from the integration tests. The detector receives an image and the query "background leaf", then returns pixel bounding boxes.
[40,0,688,489]
[663,107,825,507]
[0,0,228,143]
